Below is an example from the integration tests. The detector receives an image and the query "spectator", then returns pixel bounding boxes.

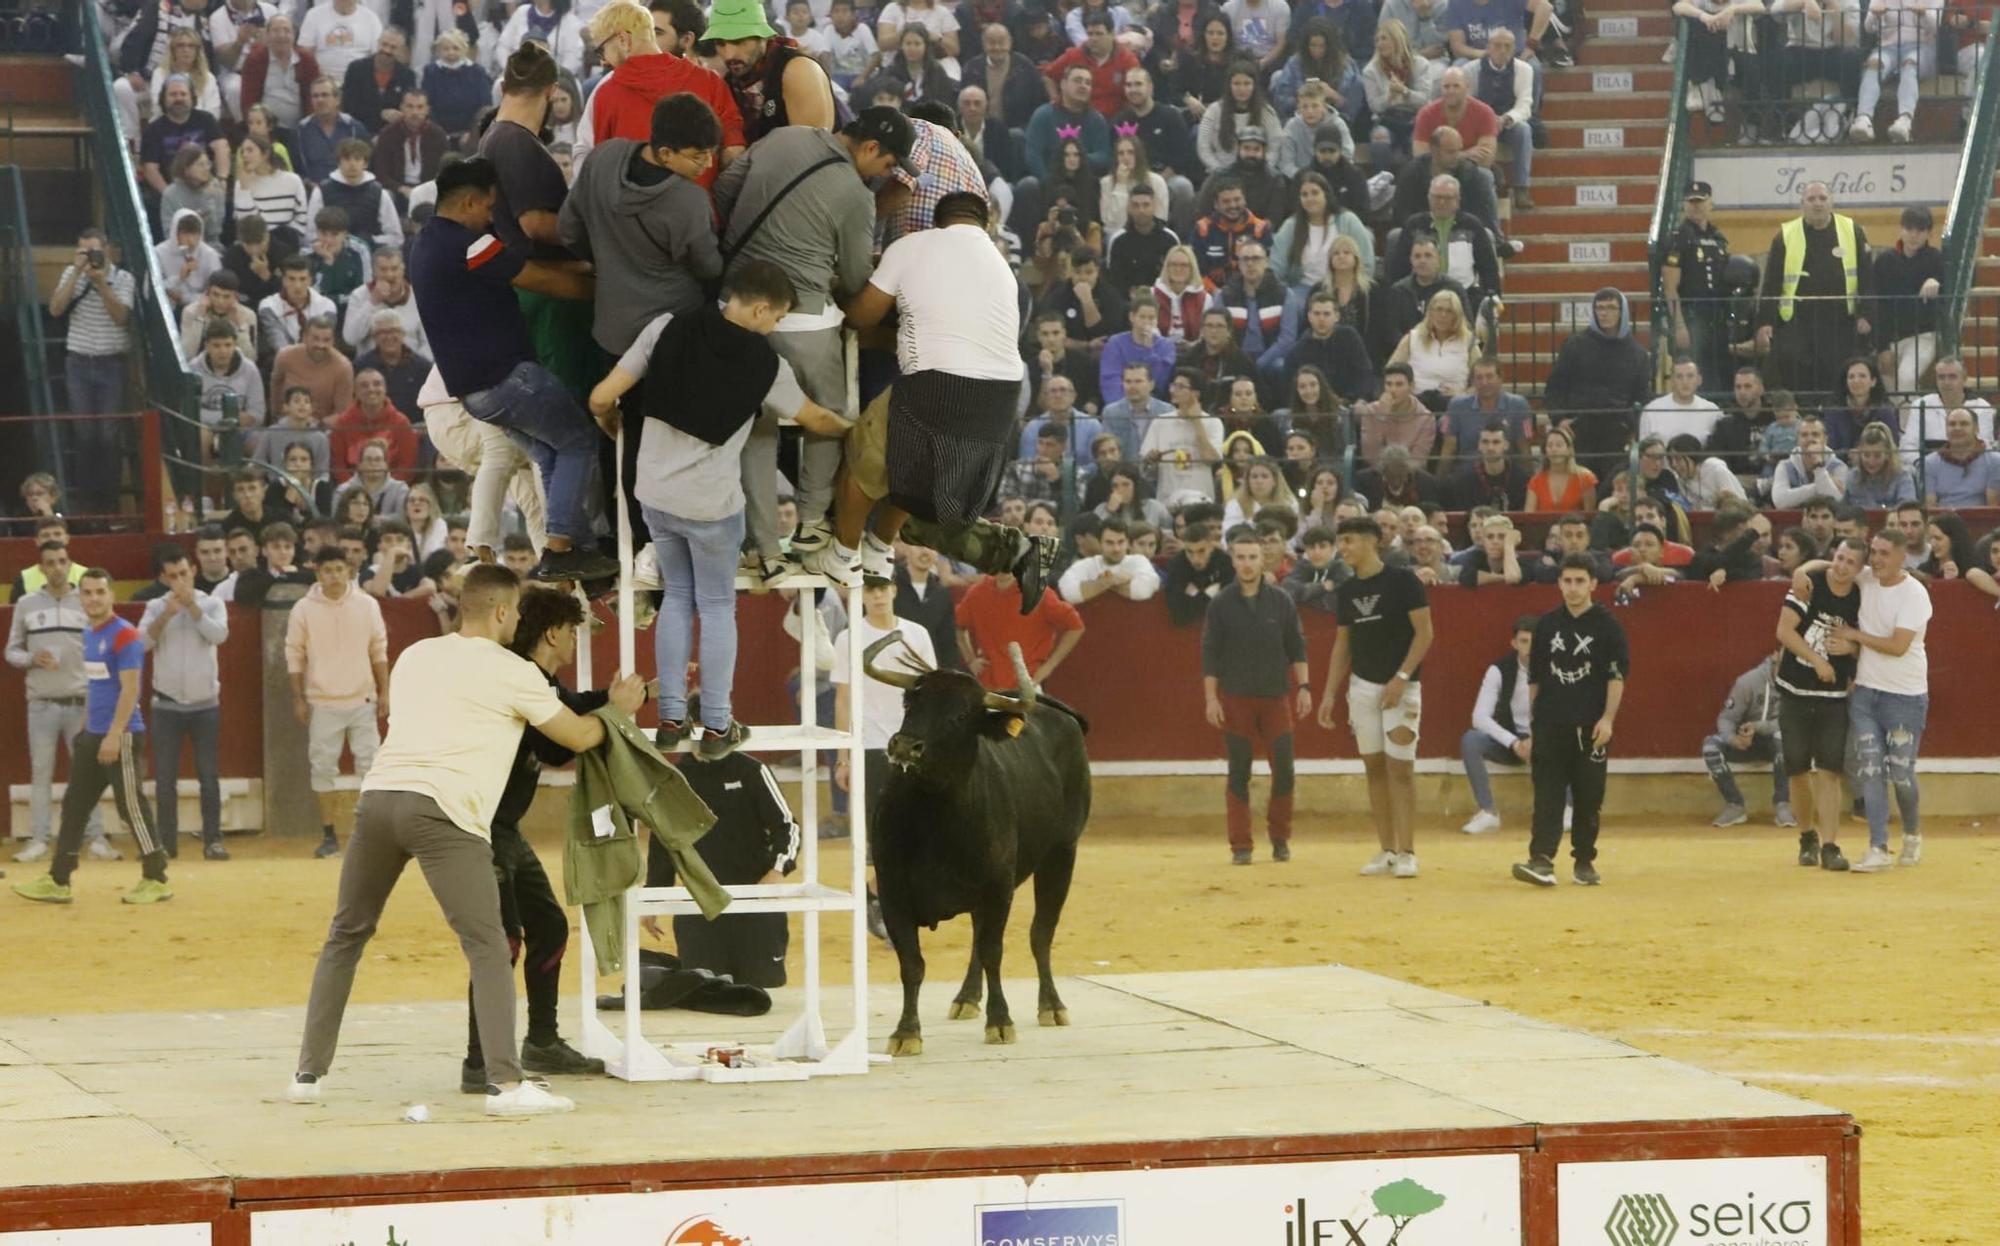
[239,14,319,130]
[161,146,226,246]
[1203,528,1310,864]
[1848,421,1918,508]
[1665,433,1749,510]
[1822,355,1897,453]
[1537,511,1612,581]
[369,88,449,208]
[1872,206,1944,393]
[1755,182,1872,400]
[336,23,415,133]
[1025,312,1103,412]
[140,74,230,198]
[307,142,404,254]
[192,317,266,444]
[1222,456,1295,528]
[1057,516,1162,602]
[258,256,339,364]
[1291,118,1372,223]
[49,229,137,516]
[284,543,389,858]
[1164,519,1231,624]
[1019,375,1106,461]
[1385,174,1502,322]
[1269,172,1374,292]
[956,82,1020,187]
[1355,364,1438,467]
[1383,0,1450,57]
[139,549,230,860]
[1188,180,1274,291]
[1044,12,1142,115]
[180,270,257,360]
[1210,239,1287,360]
[5,541,115,863]
[340,247,425,353]
[1706,364,1771,479]
[329,369,420,479]
[268,313,355,424]
[306,207,373,311]
[955,570,1085,690]
[1113,67,1198,227]
[1356,442,1440,508]
[1899,355,1994,459]
[495,0,587,79]
[1458,615,1537,835]
[963,18,1044,131]
[1471,29,1536,208]
[1441,355,1530,466]
[1917,511,1978,580]
[1218,377,1287,453]
[1280,372,1348,458]
[1100,358,1176,457]
[1144,367,1228,501]
[888,542,961,670]
[817,0,879,92]
[1196,61,1284,179]
[1885,500,1928,568]
[1703,651,1792,828]
[358,519,437,600]
[1114,197,1186,318]
[10,475,62,538]
[418,29,489,137]
[1768,415,1848,507]
[1363,18,1443,168]
[333,438,413,516]
[883,26,957,102]
[254,385,330,473]
[1390,124,1502,242]
[1273,19,1364,126]
[1223,0,1292,71]
[1044,247,1130,348]
[1403,522,1453,583]
[1284,523,1347,607]
[1922,407,2000,508]
[1455,511,1531,585]
[1852,0,1939,143]
[219,521,315,606]
[1544,287,1651,477]
[354,314,431,420]
[294,77,369,187]
[1617,523,1684,585]
[1388,287,1476,409]
[186,525,230,593]
[1181,308,1257,404]
[1377,237,1466,360]
[1758,389,1803,477]
[1687,505,1769,584]
[1268,288,1374,403]
[1196,126,1288,225]
[298,0,383,85]
[1025,64,1113,188]
[1448,421,1528,509]
[1100,137,1170,240]
[1176,14,1240,118]
[1036,136,1106,237]
[1640,356,1724,445]
[233,137,310,249]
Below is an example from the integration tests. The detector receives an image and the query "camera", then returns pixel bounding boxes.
[88,251,106,270]
[1055,206,1079,231]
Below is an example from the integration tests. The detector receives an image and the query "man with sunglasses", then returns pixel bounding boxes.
[572,0,743,184]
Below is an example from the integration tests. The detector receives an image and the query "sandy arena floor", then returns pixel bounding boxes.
[5,812,1995,1245]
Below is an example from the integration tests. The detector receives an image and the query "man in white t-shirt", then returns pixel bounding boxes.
[1143,366,1226,502]
[1897,354,1995,460]
[1637,356,1723,445]
[831,579,938,819]
[290,564,646,1116]
[297,0,384,84]
[1057,516,1162,604]
[1832,527,1932,872]
[838,191,1056,610]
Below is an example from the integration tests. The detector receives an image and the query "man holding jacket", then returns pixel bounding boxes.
[1703,651,1794,831]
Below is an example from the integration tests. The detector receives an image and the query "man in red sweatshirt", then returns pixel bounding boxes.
[577,1,744,187]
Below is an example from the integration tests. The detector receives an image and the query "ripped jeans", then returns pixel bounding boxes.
[1848,686,1927,850]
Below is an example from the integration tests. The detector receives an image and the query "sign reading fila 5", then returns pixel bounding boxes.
[1557,1157,1828,1246]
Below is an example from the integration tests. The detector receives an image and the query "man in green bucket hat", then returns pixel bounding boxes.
[705,0,837,142]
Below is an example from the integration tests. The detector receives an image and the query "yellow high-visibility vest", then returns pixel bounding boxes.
[1777,214,1859,321]
[17,562,86,597]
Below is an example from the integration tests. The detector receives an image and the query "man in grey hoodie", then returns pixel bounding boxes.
[1704,650,1795,830]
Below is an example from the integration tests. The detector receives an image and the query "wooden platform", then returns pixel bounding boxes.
[0,966,1861,1244]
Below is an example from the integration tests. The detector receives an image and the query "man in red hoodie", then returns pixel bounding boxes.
[576,0,744,186]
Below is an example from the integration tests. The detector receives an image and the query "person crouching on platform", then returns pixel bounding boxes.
[1202,528,1311,865]
[458,586,626,1095]
[290,564,646,1116]
[588,258,852,758]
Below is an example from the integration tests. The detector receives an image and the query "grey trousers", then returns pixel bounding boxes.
[766,324,848,528]
[297,790,523,1085]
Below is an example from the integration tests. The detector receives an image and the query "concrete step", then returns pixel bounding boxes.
[1513,236,1652,265]
[1503,205,1656,234]
[1591,12,1679,38]
[1541,119,1667,148]
[1537,90,1674,120]
[1574,37,1676,66]
[1532,148,1668,177]
[1520,175,1669,208]
[1502,262,1651,295]
[0,55,78,107]
[1544,65,1675,93]
[1590,0,1674,13]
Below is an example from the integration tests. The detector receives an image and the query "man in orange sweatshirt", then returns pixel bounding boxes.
[284,545,390,858]
[575,1,745,187]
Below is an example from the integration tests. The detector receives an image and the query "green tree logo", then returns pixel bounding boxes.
[1370,1179,1447,1245]
[1605,1194,1679,1246]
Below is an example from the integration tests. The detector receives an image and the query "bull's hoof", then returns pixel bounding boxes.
[947,999,980,1020]
[887,1031,924,1057]
[1038,1007,1070,1027]
[984,1023,1017,1045]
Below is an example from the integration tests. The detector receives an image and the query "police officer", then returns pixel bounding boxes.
[1662,181,1731,396]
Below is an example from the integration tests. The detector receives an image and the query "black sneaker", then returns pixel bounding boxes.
[313,832,340,859]
[653,720,689,752]
[203,840,231,861]
[531,546,622,583]
[696,720,750,761]
[1797,829,1821,866]
[1821,841,1850,872]
[1573,861,1601,886]
[1270,840,1291,862]
[1231,848,1253,865]
[1012,534,1058,615]
[460,1062,487,1094]
[1512,856,1557,887]
[521,1036,607,1076]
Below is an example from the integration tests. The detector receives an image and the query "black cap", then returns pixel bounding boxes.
[844,106,918,174]
[1684,180,1713,200]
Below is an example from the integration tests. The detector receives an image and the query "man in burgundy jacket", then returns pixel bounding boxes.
[368,87,450,210]
[239,15,320,128]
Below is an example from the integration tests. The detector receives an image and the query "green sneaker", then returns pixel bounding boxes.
[13,875,73,904]
[121,878,174,905]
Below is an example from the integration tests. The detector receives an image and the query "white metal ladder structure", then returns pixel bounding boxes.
[572,428,873,1083]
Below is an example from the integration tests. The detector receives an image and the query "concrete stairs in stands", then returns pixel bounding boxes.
[0,54,96,301]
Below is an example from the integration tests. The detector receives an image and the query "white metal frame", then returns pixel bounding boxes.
[572,430,874,1082]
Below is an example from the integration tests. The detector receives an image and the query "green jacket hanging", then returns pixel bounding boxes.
[565,704,727,973]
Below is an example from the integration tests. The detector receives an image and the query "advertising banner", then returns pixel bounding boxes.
[250,1153,1522,1245]
[1689,150,1957,210]
[1557,1156,1828,1246]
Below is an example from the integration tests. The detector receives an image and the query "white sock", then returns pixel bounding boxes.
[863,532,892,554]
[834,541,858,561]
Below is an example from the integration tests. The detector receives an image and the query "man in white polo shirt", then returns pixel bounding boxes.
[289,564,644,1115]
[1830,526,1932,873]
[1638,355,1722,445]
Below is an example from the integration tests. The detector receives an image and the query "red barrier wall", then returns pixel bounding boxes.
[4,583,1994,831]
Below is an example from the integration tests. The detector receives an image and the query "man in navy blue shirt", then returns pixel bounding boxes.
[408,157,618,583]
[14,570,172,905]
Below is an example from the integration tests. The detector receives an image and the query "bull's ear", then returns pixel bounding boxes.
[981,713,1027,740]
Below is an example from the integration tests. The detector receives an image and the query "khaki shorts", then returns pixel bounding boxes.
[845,385,892,501]
[309,702,381,792]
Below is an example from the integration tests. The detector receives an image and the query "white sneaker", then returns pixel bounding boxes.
[13,840,48,863]
[286,1074,323,1103]
[1359,851,1396,876]
[485,1079,575,1117]
[1460,809,1502,835]
[87,839,121,861]
[1684,83,1704,112]
[630,543,663,591]
[1850,846,1896,873]
[859,535,894,582]
[1562,806,1574,831]
[1848,114,1875,141]
[789,518,833,557]
[801,543,861,588]
[1898,834,1922,866]
[1392,852,1419,878]
[1887,113,1913,143]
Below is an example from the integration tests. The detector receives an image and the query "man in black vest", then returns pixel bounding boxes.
[1459,615,1536,835]
[708,0,837,142]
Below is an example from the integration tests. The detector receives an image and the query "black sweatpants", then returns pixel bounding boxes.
[465,822,568,1068]
[1529,724,1609,865]
[51,731,166,886]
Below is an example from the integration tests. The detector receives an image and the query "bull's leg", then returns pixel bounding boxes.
[974,890,1016,1044]
[948,925,983,1020]
[880,896,927,1057]
[1030,842,1078,1027]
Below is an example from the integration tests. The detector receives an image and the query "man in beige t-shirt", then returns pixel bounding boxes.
[290,566,644,1117]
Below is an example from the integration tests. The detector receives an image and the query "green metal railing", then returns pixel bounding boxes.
[0,163,56,420]
[1939,15,2000,360]
[1645,16,1698,381]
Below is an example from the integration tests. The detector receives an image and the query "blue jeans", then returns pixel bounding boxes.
[1701,732,1790,808]
[64,352,130,513]
[644,504,744,732]
[152,703,222,847]
[1460,729,1523,812]
[1498,122,1533,188]
[462,361,599,543]
[1849,685,1926,849]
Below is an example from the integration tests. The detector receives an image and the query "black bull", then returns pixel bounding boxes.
[863,635,1091,1055]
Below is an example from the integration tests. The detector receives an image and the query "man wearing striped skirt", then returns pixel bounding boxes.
[14,570,173,905]
[835,192,1057,613]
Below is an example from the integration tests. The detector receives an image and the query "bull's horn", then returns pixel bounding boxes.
[863,633,920,689]
[1008,642,1038,710]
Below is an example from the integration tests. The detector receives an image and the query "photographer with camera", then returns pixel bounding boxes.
[50,229,137,518]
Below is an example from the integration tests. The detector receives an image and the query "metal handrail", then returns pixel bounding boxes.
[0,164,56,419]
[1646,15,1697,380]
[1939,14,2000,359]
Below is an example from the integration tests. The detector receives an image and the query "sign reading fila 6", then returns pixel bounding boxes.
[1557,1156,1828,1246]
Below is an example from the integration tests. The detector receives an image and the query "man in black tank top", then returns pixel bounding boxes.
[1775,535,1865,872]
[707,0,838,142]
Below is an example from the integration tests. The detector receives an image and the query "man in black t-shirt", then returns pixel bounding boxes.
[1776,536,1865,872]
[1203,530,1312,866]
[1514,553,1628,887]
[1317,517,1433,879]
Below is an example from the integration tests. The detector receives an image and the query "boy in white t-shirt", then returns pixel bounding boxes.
[818,0,878,88]
[1834,527,1933,872]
